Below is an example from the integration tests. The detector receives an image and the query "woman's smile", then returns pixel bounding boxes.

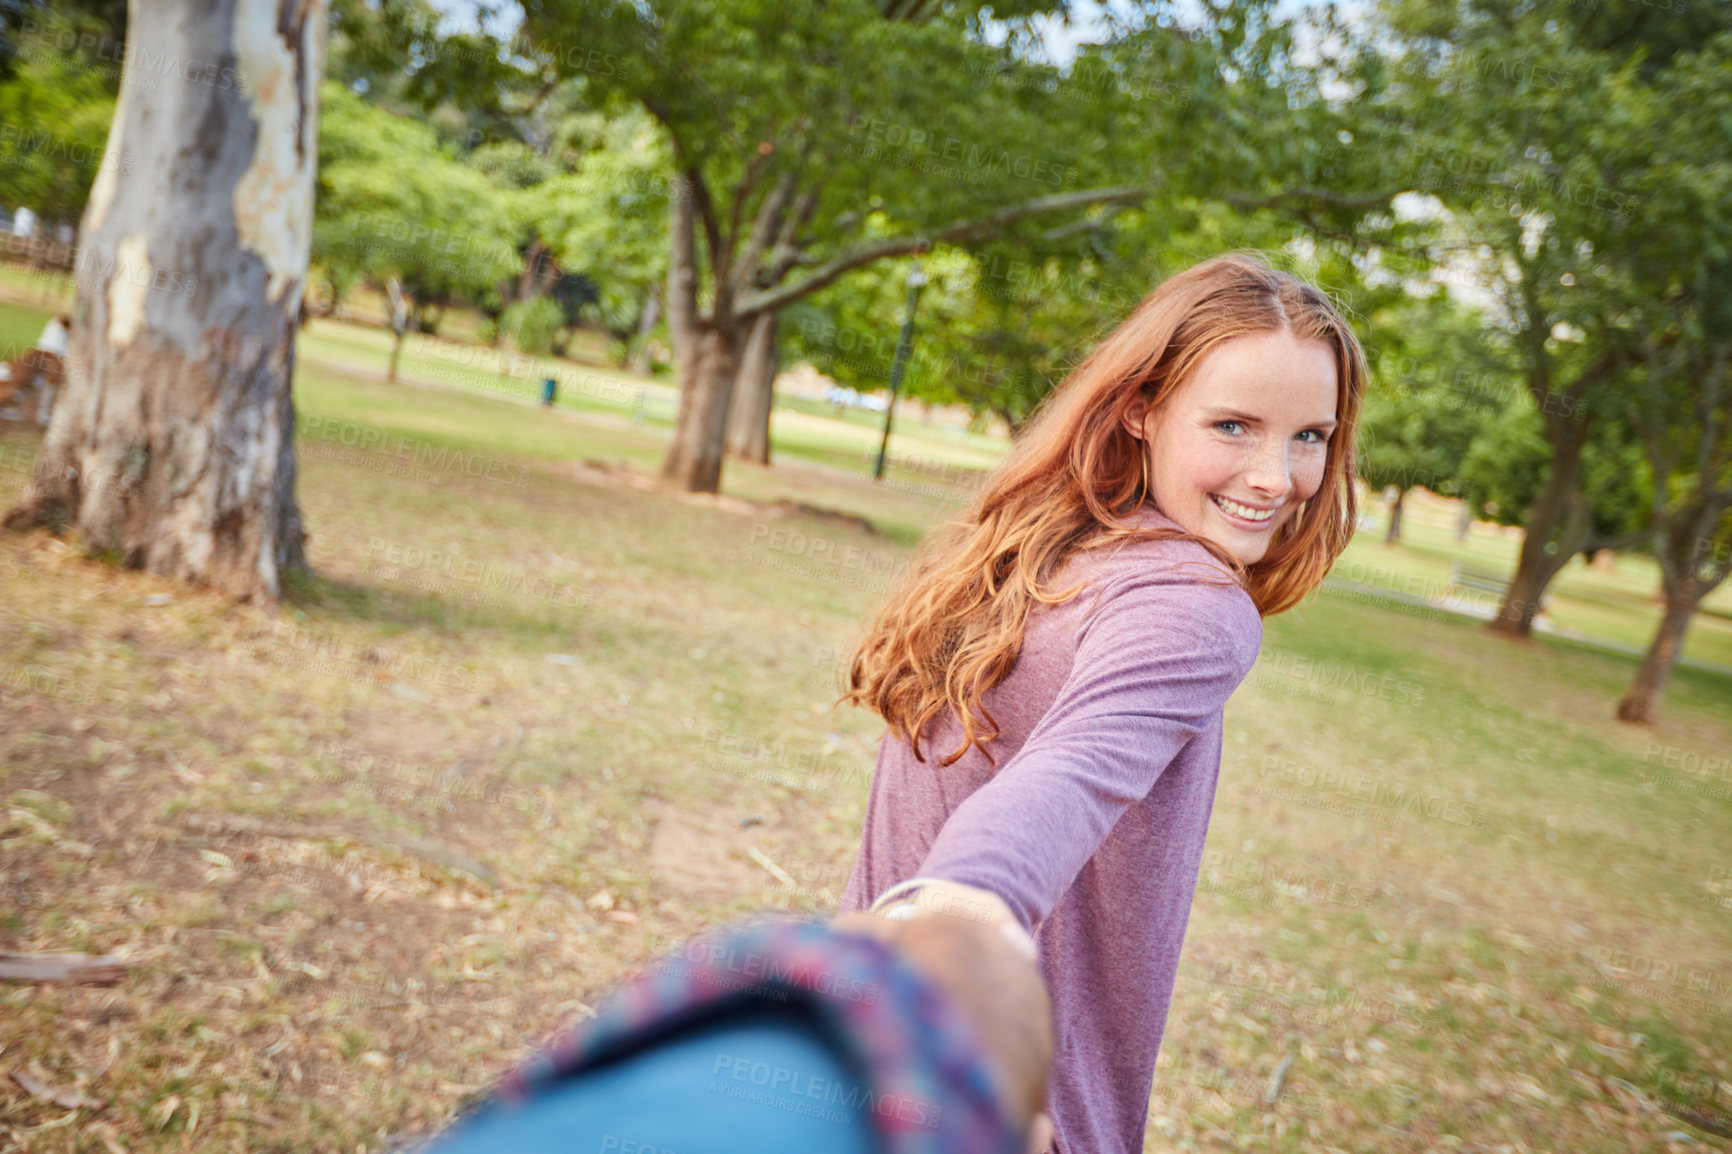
[1209,493,1281,526]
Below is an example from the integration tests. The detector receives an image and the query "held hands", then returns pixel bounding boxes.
[865,877,1039,961]
[832,879,1055,1154]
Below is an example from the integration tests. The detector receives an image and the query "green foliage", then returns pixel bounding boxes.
[312,81,524,312]
[530,109,670,345]
[1357,294,1511,501]
[1457,401,1552,526]
[2,1,125,85]
[1459,399,1650,543]
[500,296,564,357]
[327,0,533,150]
[511,0,1278,314]
[1383,0,1732,540]
[0,11,115,224]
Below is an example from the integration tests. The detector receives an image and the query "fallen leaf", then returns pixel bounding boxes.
[9,1068,102,1110]
[0,952,129,985]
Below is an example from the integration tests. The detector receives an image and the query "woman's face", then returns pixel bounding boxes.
[1132,328,1340,565]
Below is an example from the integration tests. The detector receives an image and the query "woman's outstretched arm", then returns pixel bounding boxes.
[912,568,1262,933]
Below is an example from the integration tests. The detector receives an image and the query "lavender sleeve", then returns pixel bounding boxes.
[912,570,1260,933]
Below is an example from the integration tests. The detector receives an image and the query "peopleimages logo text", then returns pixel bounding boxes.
[301,416,530,487]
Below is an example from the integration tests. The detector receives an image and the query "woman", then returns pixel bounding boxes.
[839,252,1366,1154]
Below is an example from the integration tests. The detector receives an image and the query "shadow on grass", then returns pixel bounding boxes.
[281,567,580,650]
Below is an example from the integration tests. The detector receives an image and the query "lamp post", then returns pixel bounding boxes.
[872,264,929,482]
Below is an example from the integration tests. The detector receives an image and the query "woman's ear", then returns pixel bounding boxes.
[1119,395,1153,441]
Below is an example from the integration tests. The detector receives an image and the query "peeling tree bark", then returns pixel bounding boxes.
[3,0,327,602]
[725,310,779,465]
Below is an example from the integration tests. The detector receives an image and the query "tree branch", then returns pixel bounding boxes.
[1221,187,1406,214]
[642,98,726,285]
[729,170,799,305]
[722,131,782,282]
[1039,205,1126,245]
[739,183,1157,316]
[1584,526,1652,555]
[768,186,824,282]
[683,166,725,296]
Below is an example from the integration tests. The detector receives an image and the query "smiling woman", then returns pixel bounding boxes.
[838,252,1368,1154]
[1132,329,1341,565]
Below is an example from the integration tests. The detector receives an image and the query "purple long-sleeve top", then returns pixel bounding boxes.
[841,503,1264,1154]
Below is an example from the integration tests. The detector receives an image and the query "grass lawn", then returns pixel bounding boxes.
[1,294,1729,1153]
[1335,493,1732,669]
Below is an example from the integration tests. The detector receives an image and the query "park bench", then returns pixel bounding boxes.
[1448,559,1551,612]
[1448,560,1511,597]
[630,389,679,427]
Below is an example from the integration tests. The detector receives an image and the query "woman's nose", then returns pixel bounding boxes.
[1244,445,1293,498]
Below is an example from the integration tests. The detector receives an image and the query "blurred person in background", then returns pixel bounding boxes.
[35,312,70,359]
[0,313,71,424]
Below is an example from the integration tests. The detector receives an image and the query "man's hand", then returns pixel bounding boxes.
[833,896,1054,1153]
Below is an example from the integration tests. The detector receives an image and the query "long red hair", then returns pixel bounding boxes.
[842,252,1366,766]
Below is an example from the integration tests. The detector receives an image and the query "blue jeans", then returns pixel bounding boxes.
[428,1008,880,1154]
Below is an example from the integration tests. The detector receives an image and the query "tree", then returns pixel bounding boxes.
[1356,294,1508,544]
[1384,0,1732,636]
[514,0,1229,493]
[530,109,671,369]
[503,0,1435,493]
[1595,24,1732,720]
[1604,34,1732,717]
[1615,319,1732,724]
[3,0,328,601]
[312,81,523,351]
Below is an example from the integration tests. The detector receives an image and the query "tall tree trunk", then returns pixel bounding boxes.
[517,237,548,302]
[630,283,661,375]
[1490,416,1591,636]
[664,178,699,390]
[726,310,778,464]
[659,172,747,492]
[661,322,743,493]
[1384,487,1404,546]
[1616,593,1697,724]
[3,0,325,602]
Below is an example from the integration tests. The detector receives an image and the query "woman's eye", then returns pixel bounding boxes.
[1213,420,1244,435]
[1296,429,1329,444]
